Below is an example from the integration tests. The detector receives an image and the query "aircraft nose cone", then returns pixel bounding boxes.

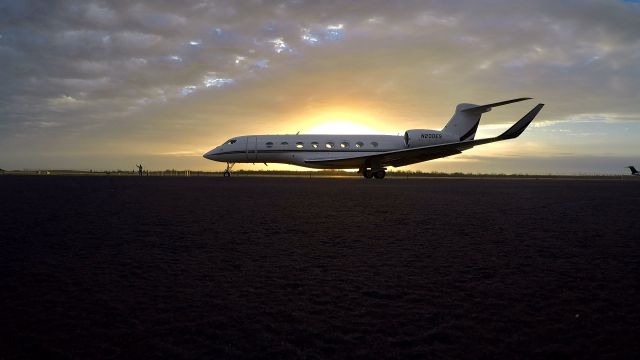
[203,148,217,160]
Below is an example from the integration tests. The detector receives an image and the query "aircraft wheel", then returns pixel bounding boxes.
[373,170,386,179]
[363,170,374,179]
[223,170,231,177]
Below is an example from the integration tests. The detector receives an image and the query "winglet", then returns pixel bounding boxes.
[497,104,544,140]
[461,97,532,113]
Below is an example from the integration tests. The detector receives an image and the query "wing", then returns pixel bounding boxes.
[305,103,544,168]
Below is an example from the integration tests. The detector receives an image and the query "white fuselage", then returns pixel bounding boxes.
[204,132,453,169]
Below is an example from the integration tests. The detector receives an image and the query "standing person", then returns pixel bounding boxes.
[136,164,143,176]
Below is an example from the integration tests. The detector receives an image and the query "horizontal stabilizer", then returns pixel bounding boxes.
[461,97,532,113]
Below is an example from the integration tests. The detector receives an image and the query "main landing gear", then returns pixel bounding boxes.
[360,168,386,179]
[223,162,235,177]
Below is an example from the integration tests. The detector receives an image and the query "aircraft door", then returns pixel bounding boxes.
[246,136,257,162]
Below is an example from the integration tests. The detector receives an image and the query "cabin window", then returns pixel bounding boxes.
[311,142,319,148]
[371,141,378,148]
[355,141,364,148]
[296,142,304,148]
[226,139,237,145]
[281,141,289,146]
[265,142,274,148]
[325,142,334,149]
[340,142,349,149]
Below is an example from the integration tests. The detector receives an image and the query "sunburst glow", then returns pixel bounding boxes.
[301,109,388,135]
[305,121,377,135]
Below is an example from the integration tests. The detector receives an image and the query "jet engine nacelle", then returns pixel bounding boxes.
[404,129,453,148]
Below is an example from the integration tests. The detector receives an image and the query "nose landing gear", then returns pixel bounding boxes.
[223,162,235,177]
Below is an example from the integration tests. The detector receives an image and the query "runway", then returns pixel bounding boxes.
[2,176,640,358]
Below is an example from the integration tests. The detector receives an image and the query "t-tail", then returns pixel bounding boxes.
[628,166,639,175]
[442,98,532,141]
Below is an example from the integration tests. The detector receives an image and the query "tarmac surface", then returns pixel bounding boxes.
[2,176,640,358]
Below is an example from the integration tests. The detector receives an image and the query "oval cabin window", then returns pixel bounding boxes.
[325,142,334,149]
[296,142,304,148]
[340,142,349,149]
[281,141,288,146]
[371,141,378,148]
[355,141,364,148]
[265,142,274,148]
[311,142,319,148]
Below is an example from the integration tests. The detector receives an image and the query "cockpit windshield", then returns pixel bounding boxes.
[226,139,237,145]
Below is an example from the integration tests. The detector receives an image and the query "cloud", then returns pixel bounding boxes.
[1,0,640,172]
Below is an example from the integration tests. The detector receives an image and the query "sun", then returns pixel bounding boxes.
[301,109,384,135]
[305,121,377,135]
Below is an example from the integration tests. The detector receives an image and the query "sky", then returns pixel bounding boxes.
[1,0,639,174]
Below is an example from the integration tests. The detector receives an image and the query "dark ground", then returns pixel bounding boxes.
[1,176,640,359]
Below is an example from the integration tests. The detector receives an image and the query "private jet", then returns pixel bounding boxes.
[203,98,544,178]
[627,166,639,176]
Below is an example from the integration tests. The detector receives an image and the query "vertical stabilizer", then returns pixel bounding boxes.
[441,103,484,142]
[628,166,639,175]
[441,98,532,142]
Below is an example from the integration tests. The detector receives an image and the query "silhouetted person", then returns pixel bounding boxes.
[136,164,143,176]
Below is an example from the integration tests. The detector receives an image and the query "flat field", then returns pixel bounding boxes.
[2,176,640,358]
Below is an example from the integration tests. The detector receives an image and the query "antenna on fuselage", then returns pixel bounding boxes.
[296,131,300,135]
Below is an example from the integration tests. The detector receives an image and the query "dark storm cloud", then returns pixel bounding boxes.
[1,0,639,171]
